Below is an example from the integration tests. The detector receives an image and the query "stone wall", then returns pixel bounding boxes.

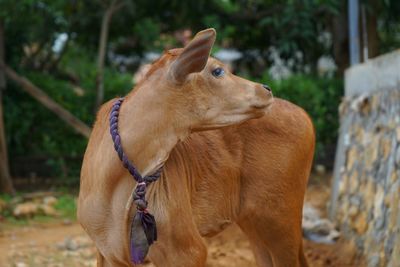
[330,50,400,267]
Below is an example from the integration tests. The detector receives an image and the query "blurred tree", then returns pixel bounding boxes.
[371,0,400,54]
[332,0,349,74]
[0,0,400,183]
[0,18,15,194]
[95,0,126,111]
[2,0,400,76]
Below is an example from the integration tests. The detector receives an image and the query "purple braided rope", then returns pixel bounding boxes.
[110,97,144,182]
[109,97,161,263]
[109,97,162,184]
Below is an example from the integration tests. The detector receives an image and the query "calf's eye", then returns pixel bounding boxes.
[212,67,225,77]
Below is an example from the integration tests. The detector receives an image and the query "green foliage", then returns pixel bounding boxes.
[4,45,133,179]
[204,0,341,69]
[54,194,76,219]
[133,18,162,51]
[257,73,343,158]
[0,193,77,223]
[1,0,69,65]
[2,0,399,184]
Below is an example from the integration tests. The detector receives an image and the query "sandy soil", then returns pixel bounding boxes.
[0,182,365,267]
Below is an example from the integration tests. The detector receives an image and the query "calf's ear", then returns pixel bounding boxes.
[169,28,216,84]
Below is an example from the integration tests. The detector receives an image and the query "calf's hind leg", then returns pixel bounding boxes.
[237,152,310,266]
[237,164,309,267]
[238,217,308,267]
[237,165,309,267]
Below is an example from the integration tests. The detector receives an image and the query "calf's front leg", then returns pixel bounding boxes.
[147,189,207,266]
[149,231,207,267]
[148,203,207,267]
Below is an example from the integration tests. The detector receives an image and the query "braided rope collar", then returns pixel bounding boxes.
[109,97,162,264]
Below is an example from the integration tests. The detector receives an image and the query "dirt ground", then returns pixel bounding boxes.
[0,180,365,267]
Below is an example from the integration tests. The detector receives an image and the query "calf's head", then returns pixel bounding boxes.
[137,28,273,132]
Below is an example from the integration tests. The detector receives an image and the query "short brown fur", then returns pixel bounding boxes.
[78,29,314,267]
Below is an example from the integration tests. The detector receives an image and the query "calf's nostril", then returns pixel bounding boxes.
[263,84,272,92]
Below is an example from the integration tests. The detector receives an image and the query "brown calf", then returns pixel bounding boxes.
[78,28,315,267]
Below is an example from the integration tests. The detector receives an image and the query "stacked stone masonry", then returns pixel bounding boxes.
[332,50,400,267]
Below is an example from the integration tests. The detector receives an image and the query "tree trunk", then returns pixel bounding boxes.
[366,1,379,58]
[332,2,349,76]
[2,64,91,138]
[0,19,15,195]
[0,93,14,194]
[95,9,112,111]
[94,0,125,112]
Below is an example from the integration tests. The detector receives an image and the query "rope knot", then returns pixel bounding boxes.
[133,182,148,211]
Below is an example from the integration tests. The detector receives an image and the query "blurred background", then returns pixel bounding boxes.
[0,0,399,267]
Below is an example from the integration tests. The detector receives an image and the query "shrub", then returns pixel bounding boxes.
[4,46,133,180]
